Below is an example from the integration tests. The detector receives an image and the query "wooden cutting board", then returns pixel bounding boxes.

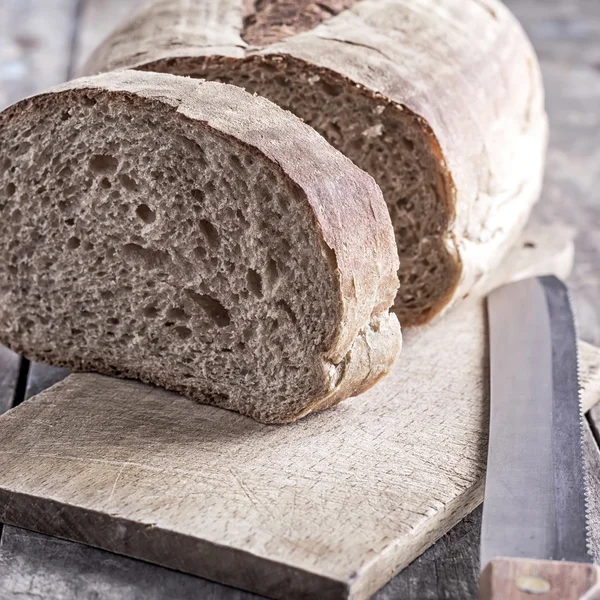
[0,226,598,600]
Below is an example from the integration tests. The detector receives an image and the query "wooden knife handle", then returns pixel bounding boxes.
[480,558,600,599]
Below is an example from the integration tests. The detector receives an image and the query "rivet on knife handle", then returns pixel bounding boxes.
[480,557,600,599]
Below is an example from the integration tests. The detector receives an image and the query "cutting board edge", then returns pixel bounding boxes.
[347,477,485,600]
[0,486,352,600]
[346,336,600,600]
[2,339,599,600]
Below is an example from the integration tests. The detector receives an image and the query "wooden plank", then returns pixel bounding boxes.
[0,525,263,600]
[0,0,80,553]
[0,0,80,110]
[0,227,595,600]
[0,509,488,600]
[3,420,599,600]
[0,346,21,416]
[0,512,484,600]
[374,507,482,600]
[377,419,600,600]
[73,0,143,75]
[0,345,22,539]
[24,363,70,402]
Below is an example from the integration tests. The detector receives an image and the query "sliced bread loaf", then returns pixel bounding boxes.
[83,0,548,325]
[0,70,401,424]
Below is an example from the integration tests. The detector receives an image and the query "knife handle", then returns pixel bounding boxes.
[480,558,600,599]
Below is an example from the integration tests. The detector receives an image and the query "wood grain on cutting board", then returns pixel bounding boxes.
[0,227,597,600]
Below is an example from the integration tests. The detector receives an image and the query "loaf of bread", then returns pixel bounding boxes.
[0,70,401,423]
[83,0,548,325]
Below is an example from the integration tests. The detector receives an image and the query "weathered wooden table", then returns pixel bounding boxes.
[0,0,599,598]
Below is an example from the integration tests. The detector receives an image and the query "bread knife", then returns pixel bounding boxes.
[481,276,600,599]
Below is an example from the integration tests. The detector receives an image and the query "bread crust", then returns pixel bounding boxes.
[0,70,401,423]
[83,0,548,324]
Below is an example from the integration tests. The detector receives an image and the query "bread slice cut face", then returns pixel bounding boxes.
[0,70,401,423]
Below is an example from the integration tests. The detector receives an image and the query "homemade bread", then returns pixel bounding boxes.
[83,0,548,325]
[0,70,401,423]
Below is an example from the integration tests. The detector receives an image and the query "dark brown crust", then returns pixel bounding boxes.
[241,0,357,46]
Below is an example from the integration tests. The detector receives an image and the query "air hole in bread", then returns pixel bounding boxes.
[67,236,80,250]
[203,178,216,193]
[321,81,343,97]
[6,183,15,197]
[90,154,118,174]
[205,391,229,405]
[277,194,290,213]
[136,203,156,224]
[166,306,189,321]
[122,243,169,269]
[236,209,248,226]
[265,256,279,289]
[199,219,219,248]
[193,245,207,259]
[177,135,207,167]
[243,324,256,341]
[100,178,112,189]
[175,325,192,339]
[229,154,243,173]
[143,304,158,318]
[277,299,297,324]
[246,269,263,297]
[119,173,137,190]
[191,189,204,203]
[16,142,31,156]
[59,166,72,179]
[185,289,230,327]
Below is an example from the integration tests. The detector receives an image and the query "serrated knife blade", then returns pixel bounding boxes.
[480,276,600,599]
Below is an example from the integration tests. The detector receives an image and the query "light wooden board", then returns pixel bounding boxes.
[1,422,598,600]
[23,362,69,403]
[0,226,598,600]
[0,345,20,417]
[0,344,21,542]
